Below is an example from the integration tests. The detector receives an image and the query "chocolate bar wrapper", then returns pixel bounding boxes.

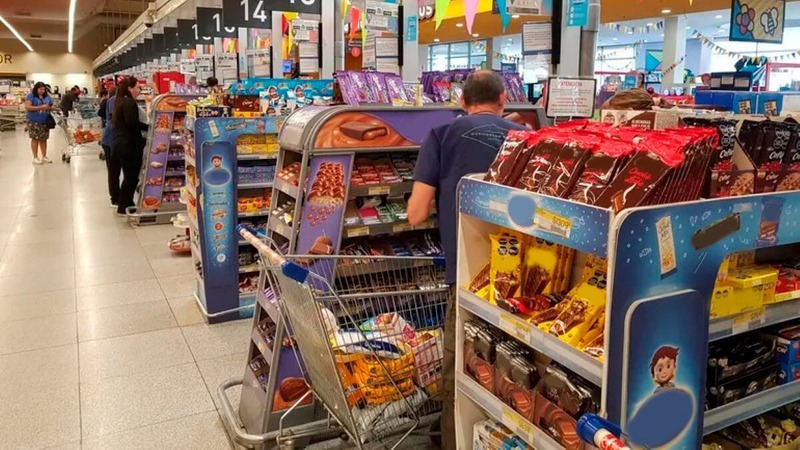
[515,139,565,192]
[365,72,389,104]
[384,74,409,103]
[468,262,491,293]
[539,143,590,198]
[489,233,524,303]
[522,238,559,295]
[485,130,537,186]
[594,150,674,212]
[349,71,375,104]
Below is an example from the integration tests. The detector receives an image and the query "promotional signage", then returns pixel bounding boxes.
[152,33,166,57]
[164,27,178,50]
[198,7,238,38]
[545,77,597,118]
[177,19,201,46]
[223,0,272,28]
[567,0,588,27]
[264,0,321,14]
[729,0,785,43]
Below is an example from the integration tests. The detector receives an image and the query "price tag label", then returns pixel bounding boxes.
[393,223,412,233]
[348,226,370,238]
[502,406,535,444]
[732,307,765,334]
[499,313,530,343]
[534,209,572,238]
[416,220,435,230]
[368,186,390,196]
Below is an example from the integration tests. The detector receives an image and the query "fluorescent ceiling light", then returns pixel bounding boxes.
[456,23,464,28]
[511,14,520,19]
[612,37,618,41]
[68,0,76,53]
[473,33,480,37]
[646,22,654,26]
[662,9,671,14]
[714,14,723,19]
[434,38,440,42]
[0,15,33,51]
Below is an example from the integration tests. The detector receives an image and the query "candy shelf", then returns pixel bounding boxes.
[348,181,414,197]
[250,327,274,363]
[703,381,800,434]
[459,288,603,386]
[456,174,800,449]
[342,218,437,239]
[267,220,292,240]
[457,373,565,450]
[273,178,300,199]
[129,93,202,225]
[238,210,271,218]
[239,181,274,189]
[708,293,800,341]
[238,153,277,161]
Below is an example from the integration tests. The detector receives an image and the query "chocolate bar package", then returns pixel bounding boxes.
[465,319,505,394]
[720,414,800,449]
[489,232,524,304]
[485,130,539,186]
[494,341,537,421]
[568,140,635,204]
[539,142,591,198]
[515,138,567,192]
[707,362,779,409]
[707,335,775,386]
[533,365,598,450]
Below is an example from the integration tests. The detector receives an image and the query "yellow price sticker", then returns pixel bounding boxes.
[732,307,765,333]
[502,406,535,443]
[534,209,572,238]
[368,186,391,196]
[348,226,370,238]
[499,313,530,343]
[393,223,412,233]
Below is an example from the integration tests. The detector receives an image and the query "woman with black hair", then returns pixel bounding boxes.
[112,77,148,215]
[24,81,54,165]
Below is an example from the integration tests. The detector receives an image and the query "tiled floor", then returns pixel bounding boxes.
[0,130,248,449]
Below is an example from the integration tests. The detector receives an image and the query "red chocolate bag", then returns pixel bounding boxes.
[484,130,541,186]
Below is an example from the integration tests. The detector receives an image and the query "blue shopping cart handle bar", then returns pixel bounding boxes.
[236,225,309,284]
[578,414,630,450]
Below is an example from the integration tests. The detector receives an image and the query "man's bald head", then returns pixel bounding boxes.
[462,70,507,107]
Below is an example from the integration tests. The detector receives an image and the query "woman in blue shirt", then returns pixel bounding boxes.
[24,82,54,165]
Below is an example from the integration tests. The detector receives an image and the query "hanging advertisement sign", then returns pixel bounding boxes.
[177,19,201,46]
[567,0,588,27]
[729,0,785,43]
[264,0,321,14]
[364,1,400,34]
[521,22,551,54]
[494,0,553,16]
[198,7,238,38]
[223,0,272,28]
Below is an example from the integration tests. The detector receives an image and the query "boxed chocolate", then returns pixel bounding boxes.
[708,138,759,198]
[533,365,598,450]
[494,341,538,421]
[464,319,504,394]
[767,323,800,365]
[707,362,779,408]
[473,420,533,450]
[707,335,775,386]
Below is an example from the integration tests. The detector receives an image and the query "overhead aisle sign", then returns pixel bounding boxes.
[264,0,321,14]
[223,0,272,28]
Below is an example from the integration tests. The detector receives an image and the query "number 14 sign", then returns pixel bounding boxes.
[222,0,271,28]
[264,0,320,14]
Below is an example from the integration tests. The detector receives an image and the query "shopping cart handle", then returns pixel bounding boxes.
[236,224,309,283]
[578,414,630,450]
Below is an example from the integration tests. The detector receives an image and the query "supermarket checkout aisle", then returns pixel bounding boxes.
[0,129,250,449]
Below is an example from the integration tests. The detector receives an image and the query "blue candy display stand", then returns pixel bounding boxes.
[454,174,800,449]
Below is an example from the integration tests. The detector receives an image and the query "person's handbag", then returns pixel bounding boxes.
[45,113,56,129]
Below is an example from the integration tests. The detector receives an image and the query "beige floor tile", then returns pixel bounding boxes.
[0,313,77,356]
[76,260,155,287]
[6,228,74,245]
[79,327,193,382]
[82,411,233,450]
[0,344,79,389]
[196,352,247,409]
[168,296,206,326]
[76,279,164,311]
[181,320,252,361]
[77,300,177,342]
[0,251,75,276]
[0,288,76,323]
[158,273,198,299]
[0,268,75,296]
[150,255,194,277]
[0,382,81,449]
[80,363,216,438]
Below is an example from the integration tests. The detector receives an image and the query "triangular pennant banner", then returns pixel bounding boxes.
[496,0,510,31]
[464,0,479,34]
[435,0,450,29]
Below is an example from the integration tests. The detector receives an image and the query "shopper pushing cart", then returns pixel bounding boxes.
[224,226,449,449]
[52,108,103,163]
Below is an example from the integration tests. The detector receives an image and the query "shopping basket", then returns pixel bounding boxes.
[225,225,449,449]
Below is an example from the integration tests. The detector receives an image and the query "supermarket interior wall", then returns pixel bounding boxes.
[634,39,704,74]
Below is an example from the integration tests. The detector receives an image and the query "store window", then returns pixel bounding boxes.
[427,40,487,71]
[594,45,636,72]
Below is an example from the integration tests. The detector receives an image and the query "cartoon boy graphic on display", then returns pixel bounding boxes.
[212,155,222,168]
[650,345,679,392]
[204,154,232,186]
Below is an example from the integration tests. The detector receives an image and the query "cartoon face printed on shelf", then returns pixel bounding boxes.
[211,155,223,168]
[650,345,679,390]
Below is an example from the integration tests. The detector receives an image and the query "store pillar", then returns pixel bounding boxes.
[578,0,600,77]
[402,4,420,82]
[662,15,687,89]
[321,0,336,77]
[557,0,581,76]
[334,0,346,73]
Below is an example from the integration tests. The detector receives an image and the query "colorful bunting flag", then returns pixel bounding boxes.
[605,21,664,35]
[464,0,479,34]
[496,0,510,31]
[435,0,450,29]
[693,30,799,63]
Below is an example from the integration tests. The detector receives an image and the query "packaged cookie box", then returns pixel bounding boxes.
[727,266,779,304]
[707,335,775,386]
[533,365,598,450]
[707,362,780,408]
[780,361,800,384]
[767,323,800,364]
[709,138,761,198]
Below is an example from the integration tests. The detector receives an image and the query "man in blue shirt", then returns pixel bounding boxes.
[408,70,526,449]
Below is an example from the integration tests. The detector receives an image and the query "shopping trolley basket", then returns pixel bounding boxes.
[224,225,450,449]
[52,110,102,163]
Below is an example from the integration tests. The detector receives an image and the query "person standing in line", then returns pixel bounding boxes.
[407,70,527,450]
[100,86,121,207]
[60,85,80,117]
[112,77,148,215]
[24,81,54,165]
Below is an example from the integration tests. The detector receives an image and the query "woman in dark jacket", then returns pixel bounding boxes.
[100,86,121,207]
[112,77,148,215]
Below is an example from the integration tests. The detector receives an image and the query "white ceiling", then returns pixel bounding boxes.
[598,2,800,48]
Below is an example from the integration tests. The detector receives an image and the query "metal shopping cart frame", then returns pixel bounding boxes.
[219,226,448,449]
[52,110,103,163]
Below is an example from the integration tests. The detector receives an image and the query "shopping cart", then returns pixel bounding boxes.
[52,110,103,163]
[221,225,449,449]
